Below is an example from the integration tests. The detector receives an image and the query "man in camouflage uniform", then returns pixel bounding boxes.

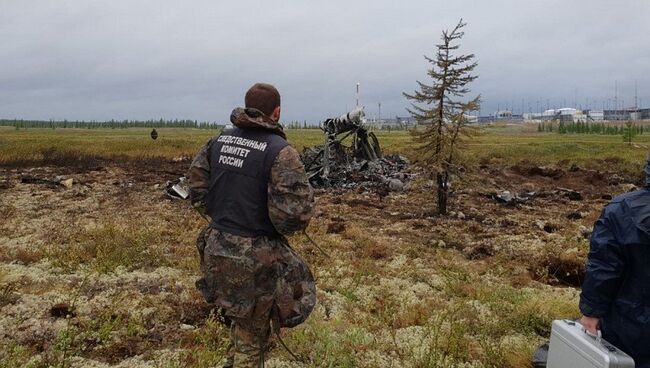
[188,83,316,367]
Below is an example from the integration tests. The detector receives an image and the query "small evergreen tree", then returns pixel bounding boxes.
[404,19,480,215]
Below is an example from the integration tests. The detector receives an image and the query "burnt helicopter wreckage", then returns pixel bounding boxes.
[301,107,411,192]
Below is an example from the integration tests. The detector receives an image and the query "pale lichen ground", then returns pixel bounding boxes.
[0,161,637,367]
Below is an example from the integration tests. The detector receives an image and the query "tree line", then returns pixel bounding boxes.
[2,118,411,131]
[538,121,645,136]
[285,121,320,129]
[2,118,329,130]
[1,118,219,129]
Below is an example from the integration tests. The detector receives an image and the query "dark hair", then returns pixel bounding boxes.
[245,83,281,116]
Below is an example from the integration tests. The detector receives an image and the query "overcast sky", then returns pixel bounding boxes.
[1,0,648,123]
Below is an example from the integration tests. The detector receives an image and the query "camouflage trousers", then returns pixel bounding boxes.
[222,319,271,368]
[195,226,316,368]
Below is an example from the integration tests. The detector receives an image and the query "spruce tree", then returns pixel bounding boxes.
[404,19,480,215]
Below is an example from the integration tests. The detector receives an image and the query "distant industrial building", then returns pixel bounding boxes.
[586,110,604,121]
[495,110,513,119]
[481,110,524,123]
[545,108,587,123]
[523,108,582,122]
[369,114,479,129]
[603,108,650,121]
[521,107,649,123]
[464,114,479,124]
[382,106,650,127]
[367,116,417,129]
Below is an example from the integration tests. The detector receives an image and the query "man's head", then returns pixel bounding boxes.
[245,83,281,122]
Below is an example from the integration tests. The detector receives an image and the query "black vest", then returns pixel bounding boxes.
[205,127,288,237]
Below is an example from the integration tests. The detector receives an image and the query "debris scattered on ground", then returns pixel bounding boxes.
[557,187,582,201]
[21,175,75,189]
[166,177,189,199]
[495,190,514,203]
[447,211,463,219]
[492,190,536,205]
[113,179,134,188]
[21,176,56,186]
[302,146,412,192]
[60,178,74,188]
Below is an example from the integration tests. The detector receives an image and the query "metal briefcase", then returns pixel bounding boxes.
[547,319,635,368]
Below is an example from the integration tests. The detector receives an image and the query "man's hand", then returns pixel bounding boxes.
[580,315,600,335]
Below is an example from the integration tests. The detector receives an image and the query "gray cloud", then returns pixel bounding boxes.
[0,0,648,122]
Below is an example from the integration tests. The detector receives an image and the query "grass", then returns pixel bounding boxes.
[0,127,214,165]
[0,123,645,367]
[0,275,18,308]
[469,123,650,171]
[2,124,649,174]
[0,342,33,368]
[283,274,575,367]
[283,231,580,367]
[45,220,168,273]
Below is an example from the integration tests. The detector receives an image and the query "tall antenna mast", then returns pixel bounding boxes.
[574,89,577,108]
[356,83,360,108]
[378,102,381,122]
[615,80,618,111]
[635,80,638,109]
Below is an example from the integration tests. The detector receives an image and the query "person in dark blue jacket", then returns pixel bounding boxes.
[580,156,650,367]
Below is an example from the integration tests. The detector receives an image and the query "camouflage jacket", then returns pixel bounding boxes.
[189,108,317,328]
[187,107,314,235]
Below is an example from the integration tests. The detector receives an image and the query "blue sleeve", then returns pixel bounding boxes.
[579,205,627,317]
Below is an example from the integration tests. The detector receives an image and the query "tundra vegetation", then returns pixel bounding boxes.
[1,124,650,367]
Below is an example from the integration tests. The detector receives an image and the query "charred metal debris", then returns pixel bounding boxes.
[300,108,412,192]
[165,176,189,200]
